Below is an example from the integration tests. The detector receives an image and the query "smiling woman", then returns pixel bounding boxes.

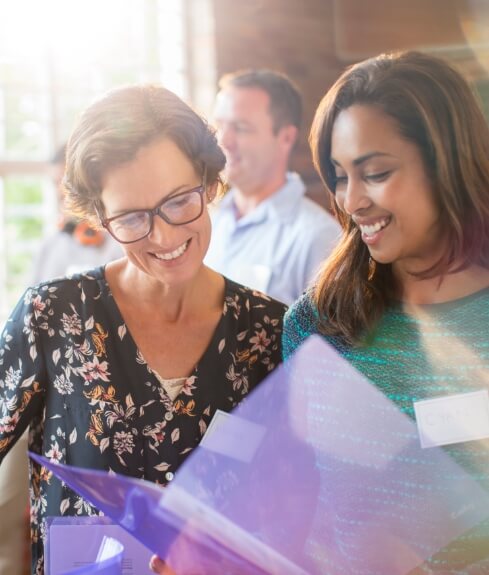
[283,50,489,572]
[298,50,489,344]
[0,84,287,575]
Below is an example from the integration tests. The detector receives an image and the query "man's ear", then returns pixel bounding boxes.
[206,181,219,202]
[278,125,298,154]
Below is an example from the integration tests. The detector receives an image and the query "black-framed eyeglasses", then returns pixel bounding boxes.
[97,178,207,244]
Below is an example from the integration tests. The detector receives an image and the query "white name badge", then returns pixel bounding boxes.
[414,390,489,449]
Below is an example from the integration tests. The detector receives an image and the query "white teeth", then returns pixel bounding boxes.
[154,241,189,261]
[359,218,390,237]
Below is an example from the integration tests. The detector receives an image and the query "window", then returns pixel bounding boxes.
[0,0,217,323]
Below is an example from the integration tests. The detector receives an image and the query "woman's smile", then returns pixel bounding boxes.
[150,239,191,261]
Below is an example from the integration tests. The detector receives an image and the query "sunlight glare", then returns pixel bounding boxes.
[0,0,187,95]
[0,0,145,70]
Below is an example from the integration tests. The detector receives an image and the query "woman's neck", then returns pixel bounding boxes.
[105,259,224,323]
[396,264,489,306]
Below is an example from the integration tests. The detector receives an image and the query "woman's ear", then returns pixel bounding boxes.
[206,181,219,202]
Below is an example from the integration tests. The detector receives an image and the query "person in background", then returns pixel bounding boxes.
[0,84,286,574]
[205,69,340,305]
[31,144,122,283]
[283,51,489,572]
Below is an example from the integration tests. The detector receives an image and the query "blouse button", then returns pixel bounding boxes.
[165,472,174,482]
[165,411,174,421]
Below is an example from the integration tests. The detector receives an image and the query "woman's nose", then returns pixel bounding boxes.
[338,178,370,216]
[149,212,178,244]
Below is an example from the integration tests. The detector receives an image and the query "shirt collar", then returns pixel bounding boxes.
[221,172,306,225]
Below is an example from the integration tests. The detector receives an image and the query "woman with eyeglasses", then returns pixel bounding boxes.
[0,85,287,574]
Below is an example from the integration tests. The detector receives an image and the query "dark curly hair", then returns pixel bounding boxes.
[64,84,226,224]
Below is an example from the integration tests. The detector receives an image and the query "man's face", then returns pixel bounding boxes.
[213,86,288,194]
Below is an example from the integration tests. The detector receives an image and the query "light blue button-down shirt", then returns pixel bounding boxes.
[205,172,341,305]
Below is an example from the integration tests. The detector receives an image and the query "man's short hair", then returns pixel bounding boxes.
[218,69,302,134]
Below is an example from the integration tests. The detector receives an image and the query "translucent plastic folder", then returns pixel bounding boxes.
[31,335,489,574]
[45,517,152,574]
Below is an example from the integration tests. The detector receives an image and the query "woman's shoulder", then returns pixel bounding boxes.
[284,290,318,328]
[224,277,288,318]
[32,266,106,291]
[282,290,321,360]
[19,266,108,312]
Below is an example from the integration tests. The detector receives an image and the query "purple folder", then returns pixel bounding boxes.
[45,516,152,575]
[31,335,489,574]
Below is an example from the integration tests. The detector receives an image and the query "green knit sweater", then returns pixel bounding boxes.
[283,287,489,572]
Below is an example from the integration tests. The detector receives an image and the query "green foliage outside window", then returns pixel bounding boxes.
[2,177,48,316]
[4,177,43,204]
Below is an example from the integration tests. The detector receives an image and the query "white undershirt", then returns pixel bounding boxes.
[153,372,187,401]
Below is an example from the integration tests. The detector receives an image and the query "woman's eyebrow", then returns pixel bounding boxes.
[331,151,394,168]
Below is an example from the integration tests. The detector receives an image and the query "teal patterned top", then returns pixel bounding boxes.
[283,288,489,572]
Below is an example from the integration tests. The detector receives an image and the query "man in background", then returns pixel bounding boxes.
[205,69,340,305]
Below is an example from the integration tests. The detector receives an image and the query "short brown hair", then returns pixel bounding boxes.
[310,50,489,345]
[219,69,302,133]
[64,84,225,223]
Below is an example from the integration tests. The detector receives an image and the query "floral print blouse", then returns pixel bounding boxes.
[0,267,287,574]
